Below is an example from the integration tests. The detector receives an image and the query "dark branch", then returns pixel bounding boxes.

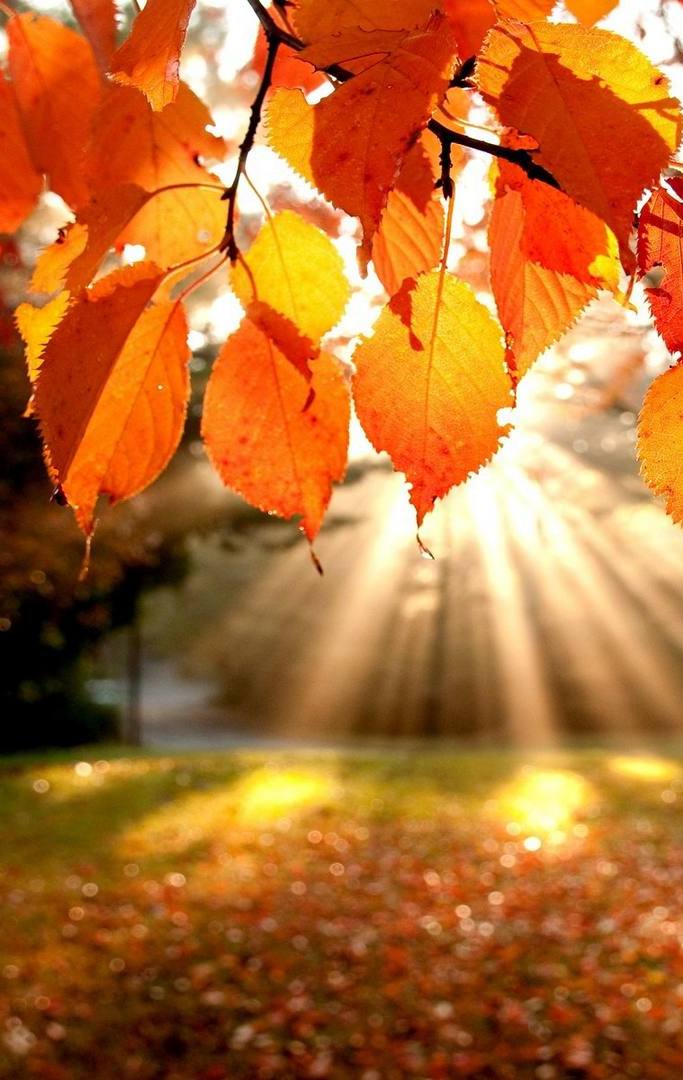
[231,0,560,250]
[221,32,280,261]
[244,0,301,51]
[428,119,560,189]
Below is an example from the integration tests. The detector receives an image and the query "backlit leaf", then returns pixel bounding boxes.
[33,263,188,534]
[7,13,101,209]
[70,0,117,71]
[202,317,349,541]
[490,161,620,381]
[110,0,196,111]
[293,0,434,41]
[566,0,619,24]
[251,25,325,93]
[476,20,681,270]
[371,134,448,297]
[638,364,683,524]
[32,184,152,295]
[85,83,226,266]
[272,17,457,262]
[0,69,42,232]
[230,210,350,343]
[353,272,513,525]
[637,179,683,356]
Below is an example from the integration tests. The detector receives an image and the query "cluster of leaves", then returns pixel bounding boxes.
[2,752,683,1078]
[3,0,683,556]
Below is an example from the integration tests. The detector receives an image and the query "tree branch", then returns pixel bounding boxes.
[221,32,280,261]
[428,119,560,189]
[231,0,559,250]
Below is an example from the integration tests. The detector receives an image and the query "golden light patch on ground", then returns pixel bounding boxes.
[608,755,681,783]
[494,767,592,845]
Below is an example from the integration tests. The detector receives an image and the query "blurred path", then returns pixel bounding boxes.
[140,384,683,749]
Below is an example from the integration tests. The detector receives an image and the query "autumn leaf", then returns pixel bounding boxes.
[251,25,325,93]
[7,12,101,210]
[0,69,42,233]
[246,301,319,382]
[637,179,683,356]
[32,185,152,295]
[274,16,457,263]
[490,161,620,382]
[230,210,350,344]
[371,134,449,297]
[110,0,196,111]
[85,83,226,266]
[566,0,619,24]
[202,317,349,541]
[638,364,683,524]
[495,0,554,17]
[292,0,435,42]
[33,264,189,534]
[353,272,513,526]
[70,0,117,72]
[476,20,681,270]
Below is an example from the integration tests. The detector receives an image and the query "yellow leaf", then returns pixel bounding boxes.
[230,210,349,344]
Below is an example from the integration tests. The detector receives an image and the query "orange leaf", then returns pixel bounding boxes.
[490,161,620,381]
[247,301,319,382]
[637,180,683,356]
[110,0,196,111]
[476,20,681,271]
[495,0,554,17]
[566,0,618,24]
[70,0,117,71]
[32,184,152,295]
[353,272,513,526]
[230,210,349,343]
[33,263,189,534]
[272,17,457,262]
[441,0,495,59]
[371,133,450,297]
[202,317,349,541]
[85,83,226,266]
[0,69,42,232]
[251,26,324,93]
[7,13,101,210]
[293,0,435,41]
[638,363,683,524]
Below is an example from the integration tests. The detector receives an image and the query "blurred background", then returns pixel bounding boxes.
[3,0,683,755]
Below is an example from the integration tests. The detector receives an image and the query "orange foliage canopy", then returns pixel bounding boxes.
[3,0,683,551]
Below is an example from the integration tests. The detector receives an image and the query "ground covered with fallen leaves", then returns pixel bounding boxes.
[2,746,683,1079]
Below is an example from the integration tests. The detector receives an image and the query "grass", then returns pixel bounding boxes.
[1,744,683,1078]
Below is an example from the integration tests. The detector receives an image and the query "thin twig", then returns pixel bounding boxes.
[220,32,280,261]
[428,119,560,189]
